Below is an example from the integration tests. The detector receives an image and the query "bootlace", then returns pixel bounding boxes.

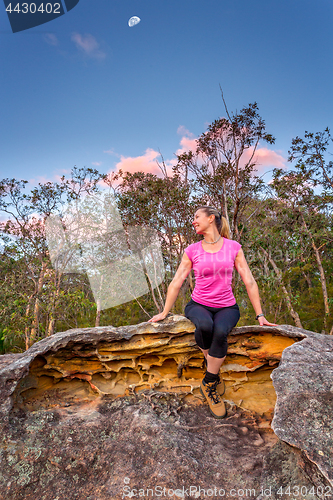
[207,381,221,404]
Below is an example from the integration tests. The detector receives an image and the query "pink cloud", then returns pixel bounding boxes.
[28,175,53,186]
[103,128,286,183]
[175,126,286,175]
[240,147,287,173]
[176,136,198,156]
[175,126,198,155]
[177,125,192,137]
[71,33,106,60]
[114,148,162,176]
[103,129,198,181]
[27,170,71,186]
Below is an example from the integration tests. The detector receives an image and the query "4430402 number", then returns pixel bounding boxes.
[5,3,61,14]
[276,485,332,496]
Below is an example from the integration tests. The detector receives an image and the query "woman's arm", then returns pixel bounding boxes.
[234,249,277,326]
[148,253,193,322]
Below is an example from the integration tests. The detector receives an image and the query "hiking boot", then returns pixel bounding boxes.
[200,379,227,419]
[216,374,225,396]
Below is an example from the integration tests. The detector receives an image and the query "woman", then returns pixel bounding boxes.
[148,206,277,419]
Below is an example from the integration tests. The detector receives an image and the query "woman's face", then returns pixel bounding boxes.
[192,209,213,234]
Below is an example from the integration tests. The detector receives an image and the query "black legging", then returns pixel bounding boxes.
[184,299,240,358]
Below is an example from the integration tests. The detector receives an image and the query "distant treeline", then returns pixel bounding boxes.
[1,100,332,353]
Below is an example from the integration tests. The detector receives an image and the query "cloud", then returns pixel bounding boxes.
[177,125,193,137]
[104,128,198,180]
[44,33,58,46]
[101,149,163,189]
[92,162,102,166]
[103,149,119,157]
[175,126,197,156]
[71,33,106,60]
[28,175,54,186]
[103,127,286,183]
[240,147,287,173]
[175,126,286,175]
[27,169,71,187]
[114,148,162,176]
[176,136,198,156]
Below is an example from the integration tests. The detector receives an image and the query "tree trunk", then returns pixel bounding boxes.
[302,271,312,289]
[47,318,56,336]
[24,294,34,351]
[232,197,240,241]
[95,300,101,327]
[309,240,329,314]
[47,272,62,336]
[140,248,163,313]
[301,214,329,331]
[29,261,47,347]
[222,178,230,229]
[260,247,303,328]
[274,298,283,324]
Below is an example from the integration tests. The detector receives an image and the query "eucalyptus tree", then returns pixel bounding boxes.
[238,194,304,328]
[0,178,49,348]
[0,246,32,352]
[174,93,275,241]
[30,167,105,331]
[287,128,333,333]
[104,167,197,313]
[0,167,105,349]
[288,128,333,194]
[271,168,332,333]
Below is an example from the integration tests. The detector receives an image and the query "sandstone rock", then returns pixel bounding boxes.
[256,439,332,500]
[0,392,279,500]
[271,332,333,489]
[0,353,25,371]
[0,316,331,500]
[0,317,302,421]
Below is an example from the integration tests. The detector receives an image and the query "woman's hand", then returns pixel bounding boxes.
[258,316,278,326]
[148,312,167,323]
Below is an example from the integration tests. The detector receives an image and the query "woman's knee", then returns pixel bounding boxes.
[187,314,213,335]
[192,318,214,349]
[199,318,214,335]
[213,310,240,338]
[195,331,212,351]
[212,326,229,343]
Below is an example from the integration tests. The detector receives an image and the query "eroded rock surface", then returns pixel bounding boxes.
[271,332,333,489]
[0,316,331,500]
[0,392,276,500]
[0,317,302,421]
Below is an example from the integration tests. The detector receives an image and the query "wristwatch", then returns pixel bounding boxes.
[256,313,264,320]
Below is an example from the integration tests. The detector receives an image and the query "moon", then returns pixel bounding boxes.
[128,16,141,27]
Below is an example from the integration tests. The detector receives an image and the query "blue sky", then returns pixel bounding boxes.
[1,0,333,185]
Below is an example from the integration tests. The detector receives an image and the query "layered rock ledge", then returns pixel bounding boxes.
[0,316,332,500]
[1,317,303,419]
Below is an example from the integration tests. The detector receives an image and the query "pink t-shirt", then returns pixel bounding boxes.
[184,238,242,308]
